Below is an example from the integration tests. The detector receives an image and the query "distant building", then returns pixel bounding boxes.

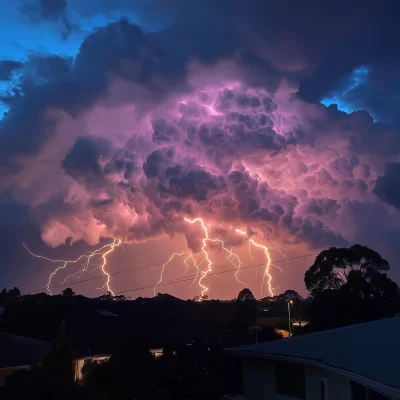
[229,317,400,399]
[0,333,51,386]
[74,354,110,381]
[0,332,107,386]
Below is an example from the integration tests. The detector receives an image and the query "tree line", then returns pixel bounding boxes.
[1,243,400,399]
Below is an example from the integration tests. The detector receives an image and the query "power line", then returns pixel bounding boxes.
[22,251,316,296]
[22,253,190,295]
[113,253,318,295]
[22,236,248,295]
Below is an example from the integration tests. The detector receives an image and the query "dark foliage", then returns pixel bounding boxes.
[62,288,76,298]
[234,288,257,328]
[306,245,400,330]
[305,244,390,296]
[0,367,89,400]
[82,338,243,400]
[257,325,283,343]
[0,287,21,305]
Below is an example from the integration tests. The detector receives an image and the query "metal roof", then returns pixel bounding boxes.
[0,333,52,368]
[229,317,400,390]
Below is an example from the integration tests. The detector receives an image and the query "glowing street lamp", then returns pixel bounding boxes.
[288,300,293,337]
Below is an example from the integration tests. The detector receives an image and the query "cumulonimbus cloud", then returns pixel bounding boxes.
[2,15,400,285]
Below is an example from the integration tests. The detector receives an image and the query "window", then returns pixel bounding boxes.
[350,380,390,400]
[275,361,306,399]
[319,378,328,400]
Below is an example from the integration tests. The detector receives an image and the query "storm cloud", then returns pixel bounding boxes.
[2,1,400,293]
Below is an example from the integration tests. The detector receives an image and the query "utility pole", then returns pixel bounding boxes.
[255,311,258,344]
[288,300,293,337]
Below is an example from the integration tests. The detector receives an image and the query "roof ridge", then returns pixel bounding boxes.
[3,332,52,346]
[228,316,399,351]
[282,316,398,343]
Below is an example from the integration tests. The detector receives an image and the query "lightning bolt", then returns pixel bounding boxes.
[152,252,185,296]
[189,255,206,288]
[182,252,203,288]
[24,238,122,295]
[184,217,215,296]
[236,229,283,297]
[25,220,283,299]
[97,239,122,295]
[248,242,258,279]
[184,217,246,296]
[225,247,246,286]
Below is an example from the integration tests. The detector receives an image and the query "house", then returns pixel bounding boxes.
[0,332,52,385]
[0,331,110,386]
[74,349,166,380]
[0,306,189,384]
[228,317,400,400]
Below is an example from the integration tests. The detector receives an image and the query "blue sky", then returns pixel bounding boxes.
[321,65,377,120]
[0,2,376,121]
[0,1,169,116]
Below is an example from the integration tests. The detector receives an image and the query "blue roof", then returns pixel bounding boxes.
[0,333,52,368]
[229,317,400,389]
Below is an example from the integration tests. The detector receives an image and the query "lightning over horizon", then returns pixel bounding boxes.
[183,217,248,296]
[235,229,285,296]
[24,218,285,298]
[24,239,122,295]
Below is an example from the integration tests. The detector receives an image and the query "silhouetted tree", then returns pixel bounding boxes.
[0,367,87,400]
[41,318,74,383]
[306,246,400,329]
[234,288,257,328]
[83,338,159,400]
[0,287,21,305]
[98,291,113,301]
[305,245,390,296]
[62,288,76,298]
[237,288,255,302]
[280,289,302,303]
[0,288,7,304]
[113,295,126,301]
[10,287,21,297]
[193,295,209,302]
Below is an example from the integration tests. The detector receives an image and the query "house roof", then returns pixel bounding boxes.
[0,333,53,368]
[0,332,87,369]
[228,317,400,390]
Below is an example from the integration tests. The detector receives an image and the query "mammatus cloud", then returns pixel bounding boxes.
[2,10,400,293]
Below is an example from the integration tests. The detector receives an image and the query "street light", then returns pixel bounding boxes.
[288,300,293,337]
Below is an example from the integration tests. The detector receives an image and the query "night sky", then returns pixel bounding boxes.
[2,0,400,299]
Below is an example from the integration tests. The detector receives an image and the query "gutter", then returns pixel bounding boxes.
[227,349,400,395]
[0,365,30,371]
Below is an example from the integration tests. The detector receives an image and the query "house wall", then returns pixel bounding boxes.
[304,364,349,400]
[242,358,400,400]
[0,366,30,386]
[74,356,110,381]
[243,358,298,400]
[242,358,350,400]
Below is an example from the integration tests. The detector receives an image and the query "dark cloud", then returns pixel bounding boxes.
[137,0,400,122]
[320,61,400,124]
[20,0,66,20]
[20,0,72,40]
[61,135,113,184]
[0,60,23,81]
[3,2,400,293]
[374,163,400,210]
[0,20,184,167]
